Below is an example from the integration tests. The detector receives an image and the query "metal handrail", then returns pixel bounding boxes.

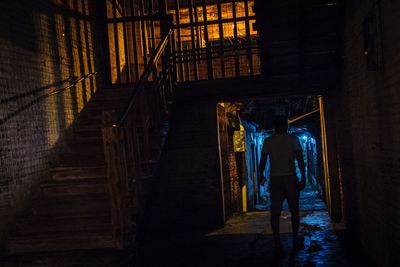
[0,72,97,126]
[112,29,173,127]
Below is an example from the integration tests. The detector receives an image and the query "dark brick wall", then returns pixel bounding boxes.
[0,0,105,237]
[242,119,258,211]
[153,99,223,230]
[333,0,400,265]
[227,129,242,214]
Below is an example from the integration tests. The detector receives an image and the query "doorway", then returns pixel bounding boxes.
[216,95,340,219]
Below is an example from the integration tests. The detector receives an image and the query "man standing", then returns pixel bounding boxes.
[259,115,306,253]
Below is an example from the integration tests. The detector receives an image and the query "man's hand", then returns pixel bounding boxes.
[259,175,267,186]
[298,179,306,191]
[295,150,306,191]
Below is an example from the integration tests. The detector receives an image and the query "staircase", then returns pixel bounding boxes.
[8,88,133,254]
[7,28,175,256]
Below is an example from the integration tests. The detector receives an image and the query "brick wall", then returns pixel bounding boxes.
[226,128,242,214]
[333,0,400,265]
[0,0,105,237]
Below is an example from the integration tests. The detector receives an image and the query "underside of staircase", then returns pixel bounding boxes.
[8,88,133,254]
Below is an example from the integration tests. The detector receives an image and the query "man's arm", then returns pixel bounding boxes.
[259,152,267,185]
[259,139,269,186]
[295,150,306,190]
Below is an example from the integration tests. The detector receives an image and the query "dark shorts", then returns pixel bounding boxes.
[269,175,299,214]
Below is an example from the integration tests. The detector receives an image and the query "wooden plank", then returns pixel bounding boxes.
[174,0,184,81]
[244,0,253,75]
[130,0,140,81]
[187,0,198,80]
[10,232,119,253]
[202,0,213,79]
[139,0,148,65]
[149,0,157,54]
[193,4,202,78]
[232,0,240,77]
[106,14,160,23]
[171,16,256,28]
[217,0,225,78]
[121,0,131,83]
[102,124,125,248]
[112,0,121,83]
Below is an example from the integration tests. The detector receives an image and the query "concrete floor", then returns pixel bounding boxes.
[139,211,362,267]
[1,189,374,266]
[257,186,327,211]
[139,188,374,266]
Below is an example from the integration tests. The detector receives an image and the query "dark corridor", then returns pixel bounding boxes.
[216,96,331,215]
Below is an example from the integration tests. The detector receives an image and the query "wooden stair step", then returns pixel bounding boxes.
[30,203,110,219]
[7,87,145,254]
[31,194,110,216]
[81,114,102,124]
[66,141,104,151]
[56,156,106,168]
[96,87,133,95]
[87,107,117,117]
[61,150,104,162]
[13,215,111,234]
[67,134,103,145]
[13,215,112,236]
[73,126,102,135]
[28,208,111,221]
[56,154,105,167]
[89,98,129,107]
[41,176,106,186]
[38,178,108,197]
[9,231,119,254]
[66,135,103,145]
[74,124,103,132]
[50,166,106,181]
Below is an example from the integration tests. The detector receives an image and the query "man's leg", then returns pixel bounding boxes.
[286,176,301,248]
[270,177,285,248]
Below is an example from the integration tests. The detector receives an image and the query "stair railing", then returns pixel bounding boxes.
[101,27,176,248]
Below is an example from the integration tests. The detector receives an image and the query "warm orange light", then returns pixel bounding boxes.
[169,1,257,43]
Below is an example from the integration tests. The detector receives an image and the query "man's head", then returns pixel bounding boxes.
[273,115,288,133]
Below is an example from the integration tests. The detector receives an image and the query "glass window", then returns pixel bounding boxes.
[248,0,255,16]
[235,2,246,18]
[223,23,235,38]
[221,3,233,19]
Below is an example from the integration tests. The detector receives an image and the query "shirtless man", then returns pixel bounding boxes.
[259,115,306,253]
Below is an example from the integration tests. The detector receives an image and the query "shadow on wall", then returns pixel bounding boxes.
[0,0,101,239]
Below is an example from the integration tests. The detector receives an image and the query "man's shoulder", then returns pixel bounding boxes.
[264,133,299,142]
[264,135,274,142]
[287,134,302,150]
[287,133,299,140]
